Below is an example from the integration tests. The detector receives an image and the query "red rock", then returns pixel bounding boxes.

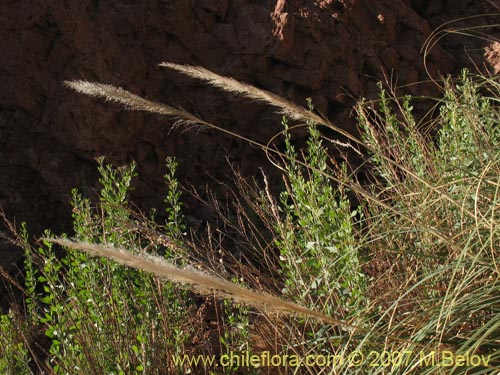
[485,42,500,74]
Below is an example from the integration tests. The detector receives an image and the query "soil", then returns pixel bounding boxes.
[1,0,499,275]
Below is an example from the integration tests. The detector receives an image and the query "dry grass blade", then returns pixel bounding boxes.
[64,80,201,124]
[486,0,500,11]
[0,265,25,294]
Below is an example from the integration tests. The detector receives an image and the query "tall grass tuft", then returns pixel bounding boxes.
[353,71,500,373]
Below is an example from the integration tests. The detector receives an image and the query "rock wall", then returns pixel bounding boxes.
[0,0,498,267]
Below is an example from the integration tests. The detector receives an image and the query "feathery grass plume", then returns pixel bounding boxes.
[159,62,312,121]
[45,237,428,349]
[64,80,286,152]
[64,80,201,125]
[45,238,331,319]
[159,62,362,146]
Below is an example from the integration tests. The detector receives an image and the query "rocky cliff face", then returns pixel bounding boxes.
[0,0,498,266]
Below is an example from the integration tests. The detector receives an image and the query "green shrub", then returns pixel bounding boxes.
[22,158,194,374]
[275,108,367,320]
[0,310,33,375]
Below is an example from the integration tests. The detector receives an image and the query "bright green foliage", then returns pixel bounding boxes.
[164,157,186,241]
[96,157,138,247]
[22,158,193,374]
[438,71,500,178]
[162,157,188,262]
[435,73,500,243]
[0,311,33,375]
[275,101,367,320]
[220,295,251,374]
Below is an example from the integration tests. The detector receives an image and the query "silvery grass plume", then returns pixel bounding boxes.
[63,79,333,170]
[64,80,201,126]
[64,80,281,150]
[45,237,426,349]
[46,238,334,320]
[160,63,313,122]
[65,69,360,154]
[159,62,361,147]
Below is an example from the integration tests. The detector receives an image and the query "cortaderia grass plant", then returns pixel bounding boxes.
[0,63,499,374]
